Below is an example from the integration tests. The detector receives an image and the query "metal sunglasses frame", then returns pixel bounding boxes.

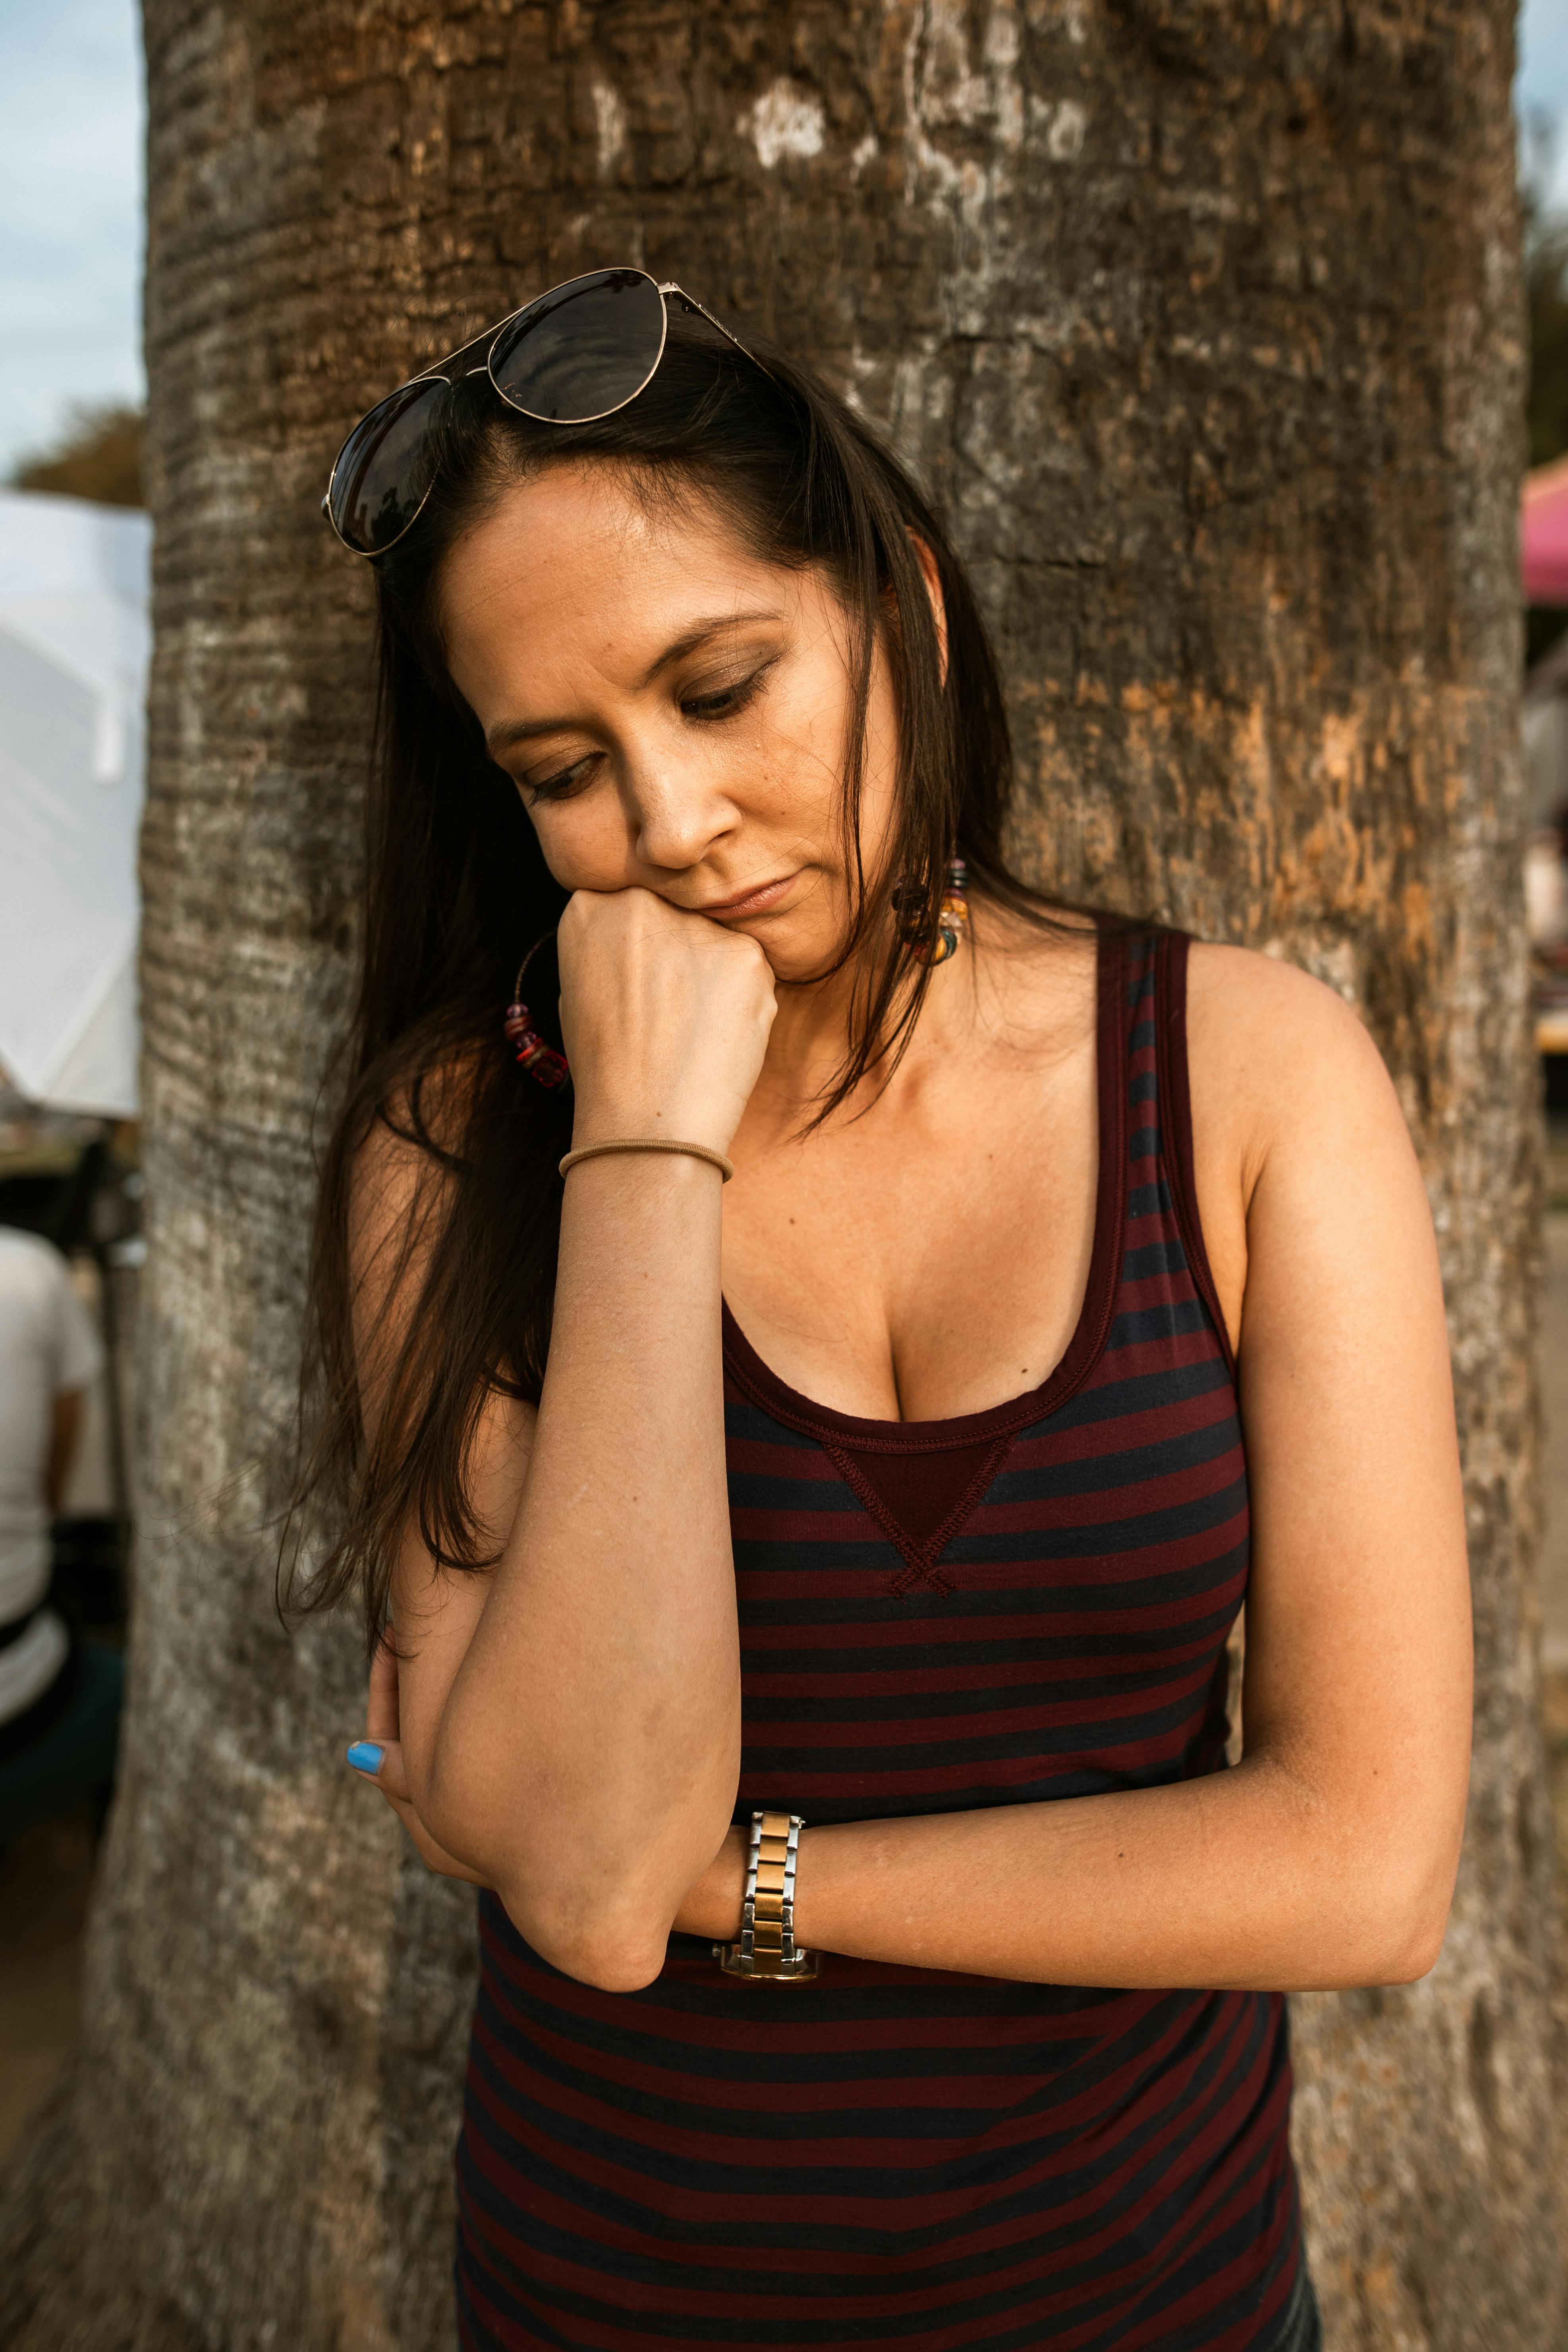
[321,268,770,558]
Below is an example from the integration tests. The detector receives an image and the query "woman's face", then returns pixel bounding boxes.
[438,462,908,983]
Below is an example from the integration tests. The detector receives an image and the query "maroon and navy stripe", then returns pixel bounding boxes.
[455,929,1300,2350]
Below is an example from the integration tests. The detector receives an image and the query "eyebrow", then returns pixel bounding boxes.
[483,609,784,756]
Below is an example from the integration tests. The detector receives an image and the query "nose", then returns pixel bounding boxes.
[623,757,738,876]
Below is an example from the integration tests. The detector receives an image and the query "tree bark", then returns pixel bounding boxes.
[0,3,1553,2347]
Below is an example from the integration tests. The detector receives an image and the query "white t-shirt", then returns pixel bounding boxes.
[0,1226,104,1634]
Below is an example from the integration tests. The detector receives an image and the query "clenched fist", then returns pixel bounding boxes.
[557,887,777,1157]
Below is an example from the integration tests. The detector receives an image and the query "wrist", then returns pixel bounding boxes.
[569,1131,736,1168]
[569,1093,739,1161]
[715,1811,819,1980]
[562,1136,733,1185]
[673,1825,749,1940]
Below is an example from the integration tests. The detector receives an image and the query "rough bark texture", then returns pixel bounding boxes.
[0,4,1552,2347]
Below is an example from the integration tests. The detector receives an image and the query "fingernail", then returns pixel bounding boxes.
[346,1741,383,1776]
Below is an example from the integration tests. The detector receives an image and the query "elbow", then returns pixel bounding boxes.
[1255,1751,1465,1991]
[550,1941,670,1996]
[1385,1927,1447,1987]
[496,1883,674,1993]
[1367,1891,1453,1987]
[409,1792,664,1985]
[482,1802,732,1991]
[1369,1808,1465,1985]
[477,1798,729,1998]
[1288,1894,1451,1994]
[425,1722,739,1993]
[1333,1842,1461,1989]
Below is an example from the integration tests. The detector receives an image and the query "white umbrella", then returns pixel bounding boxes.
[0,487,151,1118]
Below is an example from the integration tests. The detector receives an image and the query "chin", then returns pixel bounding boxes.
[755,927,839,985]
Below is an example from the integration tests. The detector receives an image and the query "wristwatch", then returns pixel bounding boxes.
[715,1809,820,1981]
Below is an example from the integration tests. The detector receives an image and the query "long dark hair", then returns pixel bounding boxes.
[283,307,1074,1647]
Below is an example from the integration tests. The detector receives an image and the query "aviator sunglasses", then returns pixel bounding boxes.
[322,266,767,558]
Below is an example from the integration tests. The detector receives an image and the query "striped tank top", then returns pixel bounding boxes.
[456,927,1303,2350]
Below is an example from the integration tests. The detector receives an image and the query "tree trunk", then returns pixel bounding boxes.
[0,3,1552,2346]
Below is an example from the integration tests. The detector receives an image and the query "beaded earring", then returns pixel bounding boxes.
[503,936,571,1091]
[892,856,969,966]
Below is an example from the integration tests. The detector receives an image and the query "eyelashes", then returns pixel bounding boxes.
[682,668,768,724]
[524,663,774,803]
[526,755,598,805]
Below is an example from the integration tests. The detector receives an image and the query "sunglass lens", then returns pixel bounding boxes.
[327,377,449,554]
[490,269,665,423]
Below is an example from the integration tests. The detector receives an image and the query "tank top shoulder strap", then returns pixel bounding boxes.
[1146,925,1236,1380]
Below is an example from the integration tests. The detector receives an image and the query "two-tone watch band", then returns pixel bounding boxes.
[715,1809,821,1981]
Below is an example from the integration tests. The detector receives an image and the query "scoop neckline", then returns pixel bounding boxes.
[720,926,1130,1454]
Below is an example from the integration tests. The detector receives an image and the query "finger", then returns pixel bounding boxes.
[345,1737,490,1886]
[346,1734,413,1804]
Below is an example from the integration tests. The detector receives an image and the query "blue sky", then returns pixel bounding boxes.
[1522,0,1568,206]
[0,0,143,475]
[0,0,144,473]
[1,0,1566,477]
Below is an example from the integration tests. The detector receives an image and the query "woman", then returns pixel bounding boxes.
[294,270,1472,2351]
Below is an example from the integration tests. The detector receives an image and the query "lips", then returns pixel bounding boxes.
[697,871,799,919]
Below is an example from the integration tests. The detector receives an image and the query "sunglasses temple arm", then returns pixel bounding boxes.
[660,286,777,385]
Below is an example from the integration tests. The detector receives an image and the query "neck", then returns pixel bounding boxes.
[753,918,983,1128]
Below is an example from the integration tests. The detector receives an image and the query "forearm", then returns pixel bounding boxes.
[426,1154,740,1977]
[677,1758,1456,1991]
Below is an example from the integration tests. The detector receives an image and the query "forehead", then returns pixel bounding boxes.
[436,463,786,713]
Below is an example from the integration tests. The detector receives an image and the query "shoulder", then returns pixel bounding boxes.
[0,1228,99,1383]
[1183,940,1402,1172]
[0,1225,73,1302]
[1176,943,1419,1340]
[1184,938,1378,1056]
[972,902,1099,1043]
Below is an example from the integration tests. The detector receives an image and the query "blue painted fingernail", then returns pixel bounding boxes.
[346,1741,383,1776]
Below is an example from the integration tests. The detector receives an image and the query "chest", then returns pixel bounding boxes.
[720,930,1249,1811]
[720,1009,1102,1424]
[721,1203,1249,1820]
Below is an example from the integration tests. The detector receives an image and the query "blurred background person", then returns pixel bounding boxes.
[0,1218,120,1809]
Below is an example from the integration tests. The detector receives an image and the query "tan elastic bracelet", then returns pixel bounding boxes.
[558,1137,735,1183]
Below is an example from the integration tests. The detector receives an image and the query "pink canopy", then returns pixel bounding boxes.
[1524,456,1568,605]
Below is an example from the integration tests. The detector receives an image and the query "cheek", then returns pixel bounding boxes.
[518,790,633,892]
[754,663,854,825]
[804,661,899,892]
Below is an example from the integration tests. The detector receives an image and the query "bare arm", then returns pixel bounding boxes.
[356,887,774,1990]
[669,958,1472,1989]
[368,948,1470,1993]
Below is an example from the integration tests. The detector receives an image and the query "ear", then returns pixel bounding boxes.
[907,531,949,687]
